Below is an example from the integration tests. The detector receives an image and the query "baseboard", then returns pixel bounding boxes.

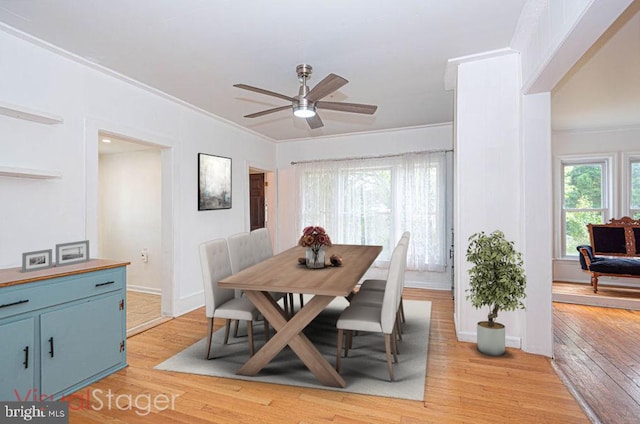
[556,277,640,288]
[174,290,205,316]
[405,280,451,290]
[127,285,162,295]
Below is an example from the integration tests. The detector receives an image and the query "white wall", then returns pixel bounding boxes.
[0,29,275,316]
[553,127,640,285]
[454,53,529,349]
[99,149,162,293]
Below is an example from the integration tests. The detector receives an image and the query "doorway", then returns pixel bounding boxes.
[250,172,265,230]
[248,166,276,246]
[97,133,167,335]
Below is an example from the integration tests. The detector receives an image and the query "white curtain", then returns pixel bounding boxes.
[294,151,447,272]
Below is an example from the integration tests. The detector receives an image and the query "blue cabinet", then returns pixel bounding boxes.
[0,260,128,401]
[0,317,35,400]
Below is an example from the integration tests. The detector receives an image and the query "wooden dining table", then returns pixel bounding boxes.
[218,243,382,388]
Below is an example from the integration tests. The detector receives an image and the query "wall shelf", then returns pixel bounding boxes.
[0,101,63,125]
[0,166,61,179]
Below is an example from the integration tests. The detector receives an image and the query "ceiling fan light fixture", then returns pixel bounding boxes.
[293,104,316,118]
[234,64,377,129]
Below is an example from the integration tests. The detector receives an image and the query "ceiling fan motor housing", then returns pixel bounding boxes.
[296,64,313,80]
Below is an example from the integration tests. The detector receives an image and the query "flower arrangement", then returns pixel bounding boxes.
[299,226,332,250]
[299,226,332,268]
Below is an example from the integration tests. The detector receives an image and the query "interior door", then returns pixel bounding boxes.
[250,173,265,230]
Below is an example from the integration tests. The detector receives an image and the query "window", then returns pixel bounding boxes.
[631,160,640,220]
[561,160,609,257]
[295,152,447,272]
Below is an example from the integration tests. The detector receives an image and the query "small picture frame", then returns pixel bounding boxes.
[22,249,53,272]
[56,240,90,266]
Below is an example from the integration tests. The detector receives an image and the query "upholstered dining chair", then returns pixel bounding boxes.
[335,241,407,381]
[250,227,273,262]
[199,238,268,359]
[357,232,410,325]
[228,231,288,320]
[227,232,256,275]
[250,227,300,314]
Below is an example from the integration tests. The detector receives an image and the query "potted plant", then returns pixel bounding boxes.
[465,230,526,356]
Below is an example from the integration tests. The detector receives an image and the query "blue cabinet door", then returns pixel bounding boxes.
[0,317,35,401]
[40,293,123,397]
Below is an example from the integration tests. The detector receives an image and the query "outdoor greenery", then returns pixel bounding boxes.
[466,230,526,327]
[563,163,604,255]
[562,161,640,252]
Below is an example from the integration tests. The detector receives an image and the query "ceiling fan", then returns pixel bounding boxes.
[233,64,377,129]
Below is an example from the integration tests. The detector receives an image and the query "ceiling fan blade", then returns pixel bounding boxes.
[305,74,348,102]
[233,84,295,102]
[244,105,291,118]
[316,101,378,115]
[306,113,324,129]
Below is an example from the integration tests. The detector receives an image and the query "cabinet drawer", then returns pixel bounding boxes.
[0,268,125,319]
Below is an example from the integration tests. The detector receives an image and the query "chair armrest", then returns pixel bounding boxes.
[577,245,594,270]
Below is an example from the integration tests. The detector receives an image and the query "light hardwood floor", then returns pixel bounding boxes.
[68,288,587,423]
[553,282,640,424]
[126,290,167,337]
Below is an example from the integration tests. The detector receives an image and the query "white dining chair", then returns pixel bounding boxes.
[250,227,301,314]
[229,231,288,321]
[227,232,256,275]
[249,228,294,313]
[335,241,406,381]
[250,227,273,262]
[357,232,410,324]
[199,238,268,359]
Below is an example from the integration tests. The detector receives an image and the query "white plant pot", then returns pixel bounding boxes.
[477,321,505,356]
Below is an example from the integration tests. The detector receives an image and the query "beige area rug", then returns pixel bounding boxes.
[155,298,431,401]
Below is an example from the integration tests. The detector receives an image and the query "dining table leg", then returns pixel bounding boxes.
[240,290,346,388]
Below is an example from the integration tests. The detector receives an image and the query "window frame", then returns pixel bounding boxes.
[556,154,614,259]
[623,153,640,220]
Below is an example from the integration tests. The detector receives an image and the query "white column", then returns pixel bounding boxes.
[454,52,525,348]
[522,92,553,356]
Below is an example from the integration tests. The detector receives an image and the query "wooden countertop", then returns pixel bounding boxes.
[0,259,131,288]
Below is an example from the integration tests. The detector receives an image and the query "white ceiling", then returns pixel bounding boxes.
[2,0,636,141]
[0,0,528,142]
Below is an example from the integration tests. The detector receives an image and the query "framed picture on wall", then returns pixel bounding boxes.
[56,240,90,266]
[22,249,53,272]
[198,153,232,210]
